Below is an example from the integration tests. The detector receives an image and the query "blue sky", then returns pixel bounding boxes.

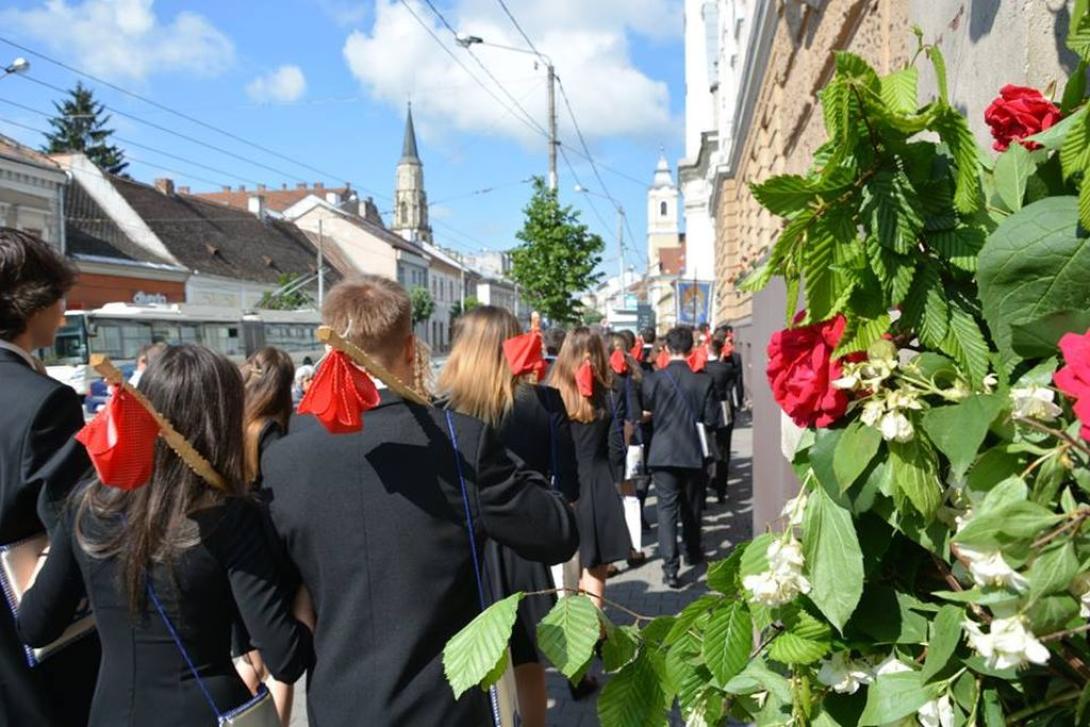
[0,0,686,276]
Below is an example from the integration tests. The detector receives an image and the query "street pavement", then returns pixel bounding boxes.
[288,418,754,726]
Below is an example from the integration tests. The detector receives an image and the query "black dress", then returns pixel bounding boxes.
[489,384,580,665]
[572,391,630,568]
[16,493,313,727]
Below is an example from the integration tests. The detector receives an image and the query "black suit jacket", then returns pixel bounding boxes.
[642,360,717,470]
[0,348,96,726]
[262,391,579,727]
[500,384,580,502]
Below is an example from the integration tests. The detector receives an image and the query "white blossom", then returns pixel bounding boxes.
[742,536,811,607]
[1011,385,1063,422]
[870,654,913,677]
[964,616,1049,670]
[816,652,873,694]
[982,373,999,393]
[958,546,1029,591]
[832,371,860,390]
[878,411,915,442]
[781,491,808,527]
[917,695,955,727]
[886,389,923,411]
[861,398,885,427]
[1070,573,1090,618]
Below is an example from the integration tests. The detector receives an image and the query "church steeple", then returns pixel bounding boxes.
[392,102,431,243]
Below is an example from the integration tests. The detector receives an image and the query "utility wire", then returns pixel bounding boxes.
[494,0,545,59]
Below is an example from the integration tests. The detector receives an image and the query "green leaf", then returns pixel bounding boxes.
[802,485,865,632]
[1010,309,1090,358]
[833,313,892,357]
[1029,541,1079,602]
[1027,593,1080,633]
[935,105,982,213]
[929,226,985,273]
[602,623,641,673]
[859,671,938,726]
[852,585,930,645]
[1070,10,1090,63]
[927,46,949,101]
[865,235,916,304]
[740,533,776,580]
[707,543,749,596]
[921,395,1005,481]
[724,657,793,703]
[809,428,849,505]
[1063,61,1088,115]
[1081,171,1090,230]
[1065,108,1090,179]
[880,67,919,115]
[751,174,818,215]
[954,501,1063,549]
[994,143,1036,212]
[870,171,924,254]
[480,647,509,690]
[536,594,602,681]
[900,264,949,347]
[768,610,832,665]
[944,305,991,388]
[1026,105,1088,151]
[596,652,667,727]
[442,592,523,698]
[888,438,942,520]
[702,603,753,685]
[833,421,882,492]
[978,196,1090,359]
[921,604,964,683]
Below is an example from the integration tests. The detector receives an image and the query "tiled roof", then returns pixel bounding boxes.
[65,180,173,264]
[106,175,344,284]
[190,184,352,214]
[0,134,60,171]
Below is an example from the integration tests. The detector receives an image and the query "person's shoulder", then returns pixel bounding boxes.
[3,363,78,412]
[190,496,260,543]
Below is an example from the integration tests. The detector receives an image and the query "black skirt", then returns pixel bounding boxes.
[484,541,556,666]
[574,464,631,568]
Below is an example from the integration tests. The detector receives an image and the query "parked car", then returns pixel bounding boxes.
[83,363,136,415]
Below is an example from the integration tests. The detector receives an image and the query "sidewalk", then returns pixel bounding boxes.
[289,419,754,726]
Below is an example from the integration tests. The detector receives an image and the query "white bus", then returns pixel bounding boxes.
[40,303,324,395]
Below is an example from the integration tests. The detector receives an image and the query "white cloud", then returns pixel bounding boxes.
[246,65,307,104]
[0,0,234,81]
[342,0,678,146]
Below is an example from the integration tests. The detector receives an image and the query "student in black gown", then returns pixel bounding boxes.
[607,332,648,567]
[0,227,98,726]
[705,331,738,504]
[235,346,297,720]
[438,306,581,726]
[547,327,630,611]
[16,344,314,726]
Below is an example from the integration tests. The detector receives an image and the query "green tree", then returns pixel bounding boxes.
[509,177,603,324]
[581,309,604,326]
[258,273,313,310]
[410,286,435,326]
[43,82,127,175]
[449,295,479,322]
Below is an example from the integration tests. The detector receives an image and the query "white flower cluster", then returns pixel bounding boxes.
[957,546,1028,591]
[742,536,811,607]
[780,490,808,528]
[964,616,1049,670]
[1010,384,1063,422]
[817,653,953,726]
[833,356,897,393]
[860,389,923,443]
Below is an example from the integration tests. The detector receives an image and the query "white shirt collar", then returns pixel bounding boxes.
[0,339,44,374]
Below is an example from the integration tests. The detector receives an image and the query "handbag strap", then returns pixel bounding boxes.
[547,415,560,490]
[443,410,501,727]
[146,580,224,722]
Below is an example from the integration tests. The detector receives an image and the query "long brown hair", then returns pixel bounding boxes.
[609,332,642,382]
[548,327,612,423]
[438,306,524,426]
[241,347,295,484]
[76,344,247,613]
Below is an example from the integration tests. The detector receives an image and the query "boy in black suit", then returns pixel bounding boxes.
[0,227,97,726]
[642,326,718,588]
[261,276,579,727]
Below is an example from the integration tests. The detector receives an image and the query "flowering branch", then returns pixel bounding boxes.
[1013,415,1090,457]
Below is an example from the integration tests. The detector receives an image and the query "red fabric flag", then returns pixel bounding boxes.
[655,349,671,371]
[630,336,645,362]
[609,349,628,375]
[76,386,160,490]
[297,350,381,434]
[503,332,546,379]
[687,347,708,373]
[576,359,595,397]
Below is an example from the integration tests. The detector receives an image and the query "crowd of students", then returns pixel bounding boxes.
[0,227,743,727]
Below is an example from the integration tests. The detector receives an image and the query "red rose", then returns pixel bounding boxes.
[767,313,861,428]
[984,85,1061,152]
[1054,329,1090,441]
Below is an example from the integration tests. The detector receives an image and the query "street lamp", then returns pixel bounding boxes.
[575,184,627,285]
[455,34,558,191]
[1,57,29,80]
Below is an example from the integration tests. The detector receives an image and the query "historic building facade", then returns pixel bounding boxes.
[391,103,432,245]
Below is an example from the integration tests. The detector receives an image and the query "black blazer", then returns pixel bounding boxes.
[261,391,579,727]
[642,360,718,470]
[500,384,580,502]
[723,351,744,408]
[0,347,96,726]
[17,493,313,727]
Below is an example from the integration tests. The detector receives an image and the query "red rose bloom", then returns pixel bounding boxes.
[984,85,1061,152]
[767,313,861,428]
[1054,329,1090,441]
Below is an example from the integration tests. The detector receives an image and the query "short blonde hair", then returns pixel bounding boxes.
[321,276,412,364]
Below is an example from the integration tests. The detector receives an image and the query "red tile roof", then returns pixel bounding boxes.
[190,184,351,213]
[0,134,60,171]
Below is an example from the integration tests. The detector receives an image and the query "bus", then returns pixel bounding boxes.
[40,303,324,395]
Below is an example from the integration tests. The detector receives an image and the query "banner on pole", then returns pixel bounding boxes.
[675,280,713,326]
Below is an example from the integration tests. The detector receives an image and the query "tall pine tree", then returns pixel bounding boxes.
[509,177,604,324]
[43,82,127,175]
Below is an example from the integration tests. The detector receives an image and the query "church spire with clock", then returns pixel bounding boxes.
[391,102,432,244]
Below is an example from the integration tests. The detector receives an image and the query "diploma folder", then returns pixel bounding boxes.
[0,532,96,666]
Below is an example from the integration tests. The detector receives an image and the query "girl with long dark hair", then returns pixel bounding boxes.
[17,344,313,726]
